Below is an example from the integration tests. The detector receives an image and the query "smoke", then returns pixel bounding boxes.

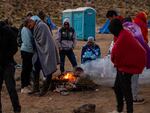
[80,55,150,86]
[80,55,116,85]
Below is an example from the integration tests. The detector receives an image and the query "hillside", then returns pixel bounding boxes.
[0,0,150,26]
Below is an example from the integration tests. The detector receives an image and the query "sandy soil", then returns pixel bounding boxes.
[1,32,150,113]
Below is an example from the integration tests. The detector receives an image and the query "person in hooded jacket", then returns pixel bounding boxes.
[134,12,148,43]
[56,18,77,74]
[123,17,150,104]
[28,15,59,96]
[81,36,101,64]
[108,19,146,113]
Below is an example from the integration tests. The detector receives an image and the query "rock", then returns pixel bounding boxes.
[73,104,96,113]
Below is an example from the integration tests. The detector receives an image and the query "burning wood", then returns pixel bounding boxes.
[62,72,77,83]
[52,67,98,94]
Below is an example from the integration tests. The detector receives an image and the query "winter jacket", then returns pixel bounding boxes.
[81,44,101,64]
[56,27,76,50]
[134,12,148,43]
[111,29,146,74]
[21,27,34,53]
[56,18,76,50]
[123,22,150,69]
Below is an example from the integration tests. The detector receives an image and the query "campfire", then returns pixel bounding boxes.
[62,72,77,83]
[52,67,98,95]
[54,71,77,83]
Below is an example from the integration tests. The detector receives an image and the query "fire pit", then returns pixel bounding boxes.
[52,71,77,95]
[52,67,98,94]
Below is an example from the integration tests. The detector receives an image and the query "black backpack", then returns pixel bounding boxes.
[17,24,23,47]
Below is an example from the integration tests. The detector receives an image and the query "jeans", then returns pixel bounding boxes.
[131,74,139,100]
[114,70,133,113]
[21,51,33,88]
[59,49,77,73]
[0,63,21,113]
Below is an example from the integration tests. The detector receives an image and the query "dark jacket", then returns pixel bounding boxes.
[0,25,18,66]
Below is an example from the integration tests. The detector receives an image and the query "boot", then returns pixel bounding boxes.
[39,79,50,96]
[28,74,40,95]
[39,75,52,96]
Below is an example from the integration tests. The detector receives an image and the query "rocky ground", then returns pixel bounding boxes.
[1,31,150,113]
[0,0,150,26]
[1,1,150,113]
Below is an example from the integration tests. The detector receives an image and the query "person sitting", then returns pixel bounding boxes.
[81,36,101,64]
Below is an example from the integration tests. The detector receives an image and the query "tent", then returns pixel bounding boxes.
[99,19,110,34]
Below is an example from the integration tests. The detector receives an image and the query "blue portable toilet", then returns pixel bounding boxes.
[62,7,96,41]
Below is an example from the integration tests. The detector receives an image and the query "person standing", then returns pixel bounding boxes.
[106,10,124,42]
[20,18,34,94]
[123,17,150,104]
[0,21,21,113]
[134,12,148,43]
[28,16,58,96]
[108,19,146,113]
[56,18,77,74]
[38,10,56,35]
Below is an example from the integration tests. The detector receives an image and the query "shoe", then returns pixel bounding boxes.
[21,87,32,94]
[28,89,40,95]
[108,110,124,113]
[133,98,145,105]
[38,80,50,97]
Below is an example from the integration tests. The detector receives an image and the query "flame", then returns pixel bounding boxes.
[63,72,76,82]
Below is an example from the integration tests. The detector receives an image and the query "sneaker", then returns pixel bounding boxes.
[21,87,32,94]
[108,110,124,113]
[28,89,40,95]
[133,98,145,105]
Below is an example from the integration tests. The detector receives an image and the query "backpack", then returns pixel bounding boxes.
[17,24,23,47]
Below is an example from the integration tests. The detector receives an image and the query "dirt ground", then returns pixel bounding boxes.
[1,32,150,113]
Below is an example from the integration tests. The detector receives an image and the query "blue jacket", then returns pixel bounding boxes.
[81,44,101,64]
[21,27,34,53]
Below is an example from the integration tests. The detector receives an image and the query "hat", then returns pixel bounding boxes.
[63,18,70,25]
[88,36,94,42]
[30,15,41,22]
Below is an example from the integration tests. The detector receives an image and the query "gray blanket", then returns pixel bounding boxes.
[33,20,59,77]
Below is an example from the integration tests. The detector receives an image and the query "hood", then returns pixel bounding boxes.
[30,15,41,22]
[63,18,70,26]
[135,12,147,24]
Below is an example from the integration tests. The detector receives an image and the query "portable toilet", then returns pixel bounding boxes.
[62,7,96,41]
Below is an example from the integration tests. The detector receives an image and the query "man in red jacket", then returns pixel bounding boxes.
[108,19,146,113]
